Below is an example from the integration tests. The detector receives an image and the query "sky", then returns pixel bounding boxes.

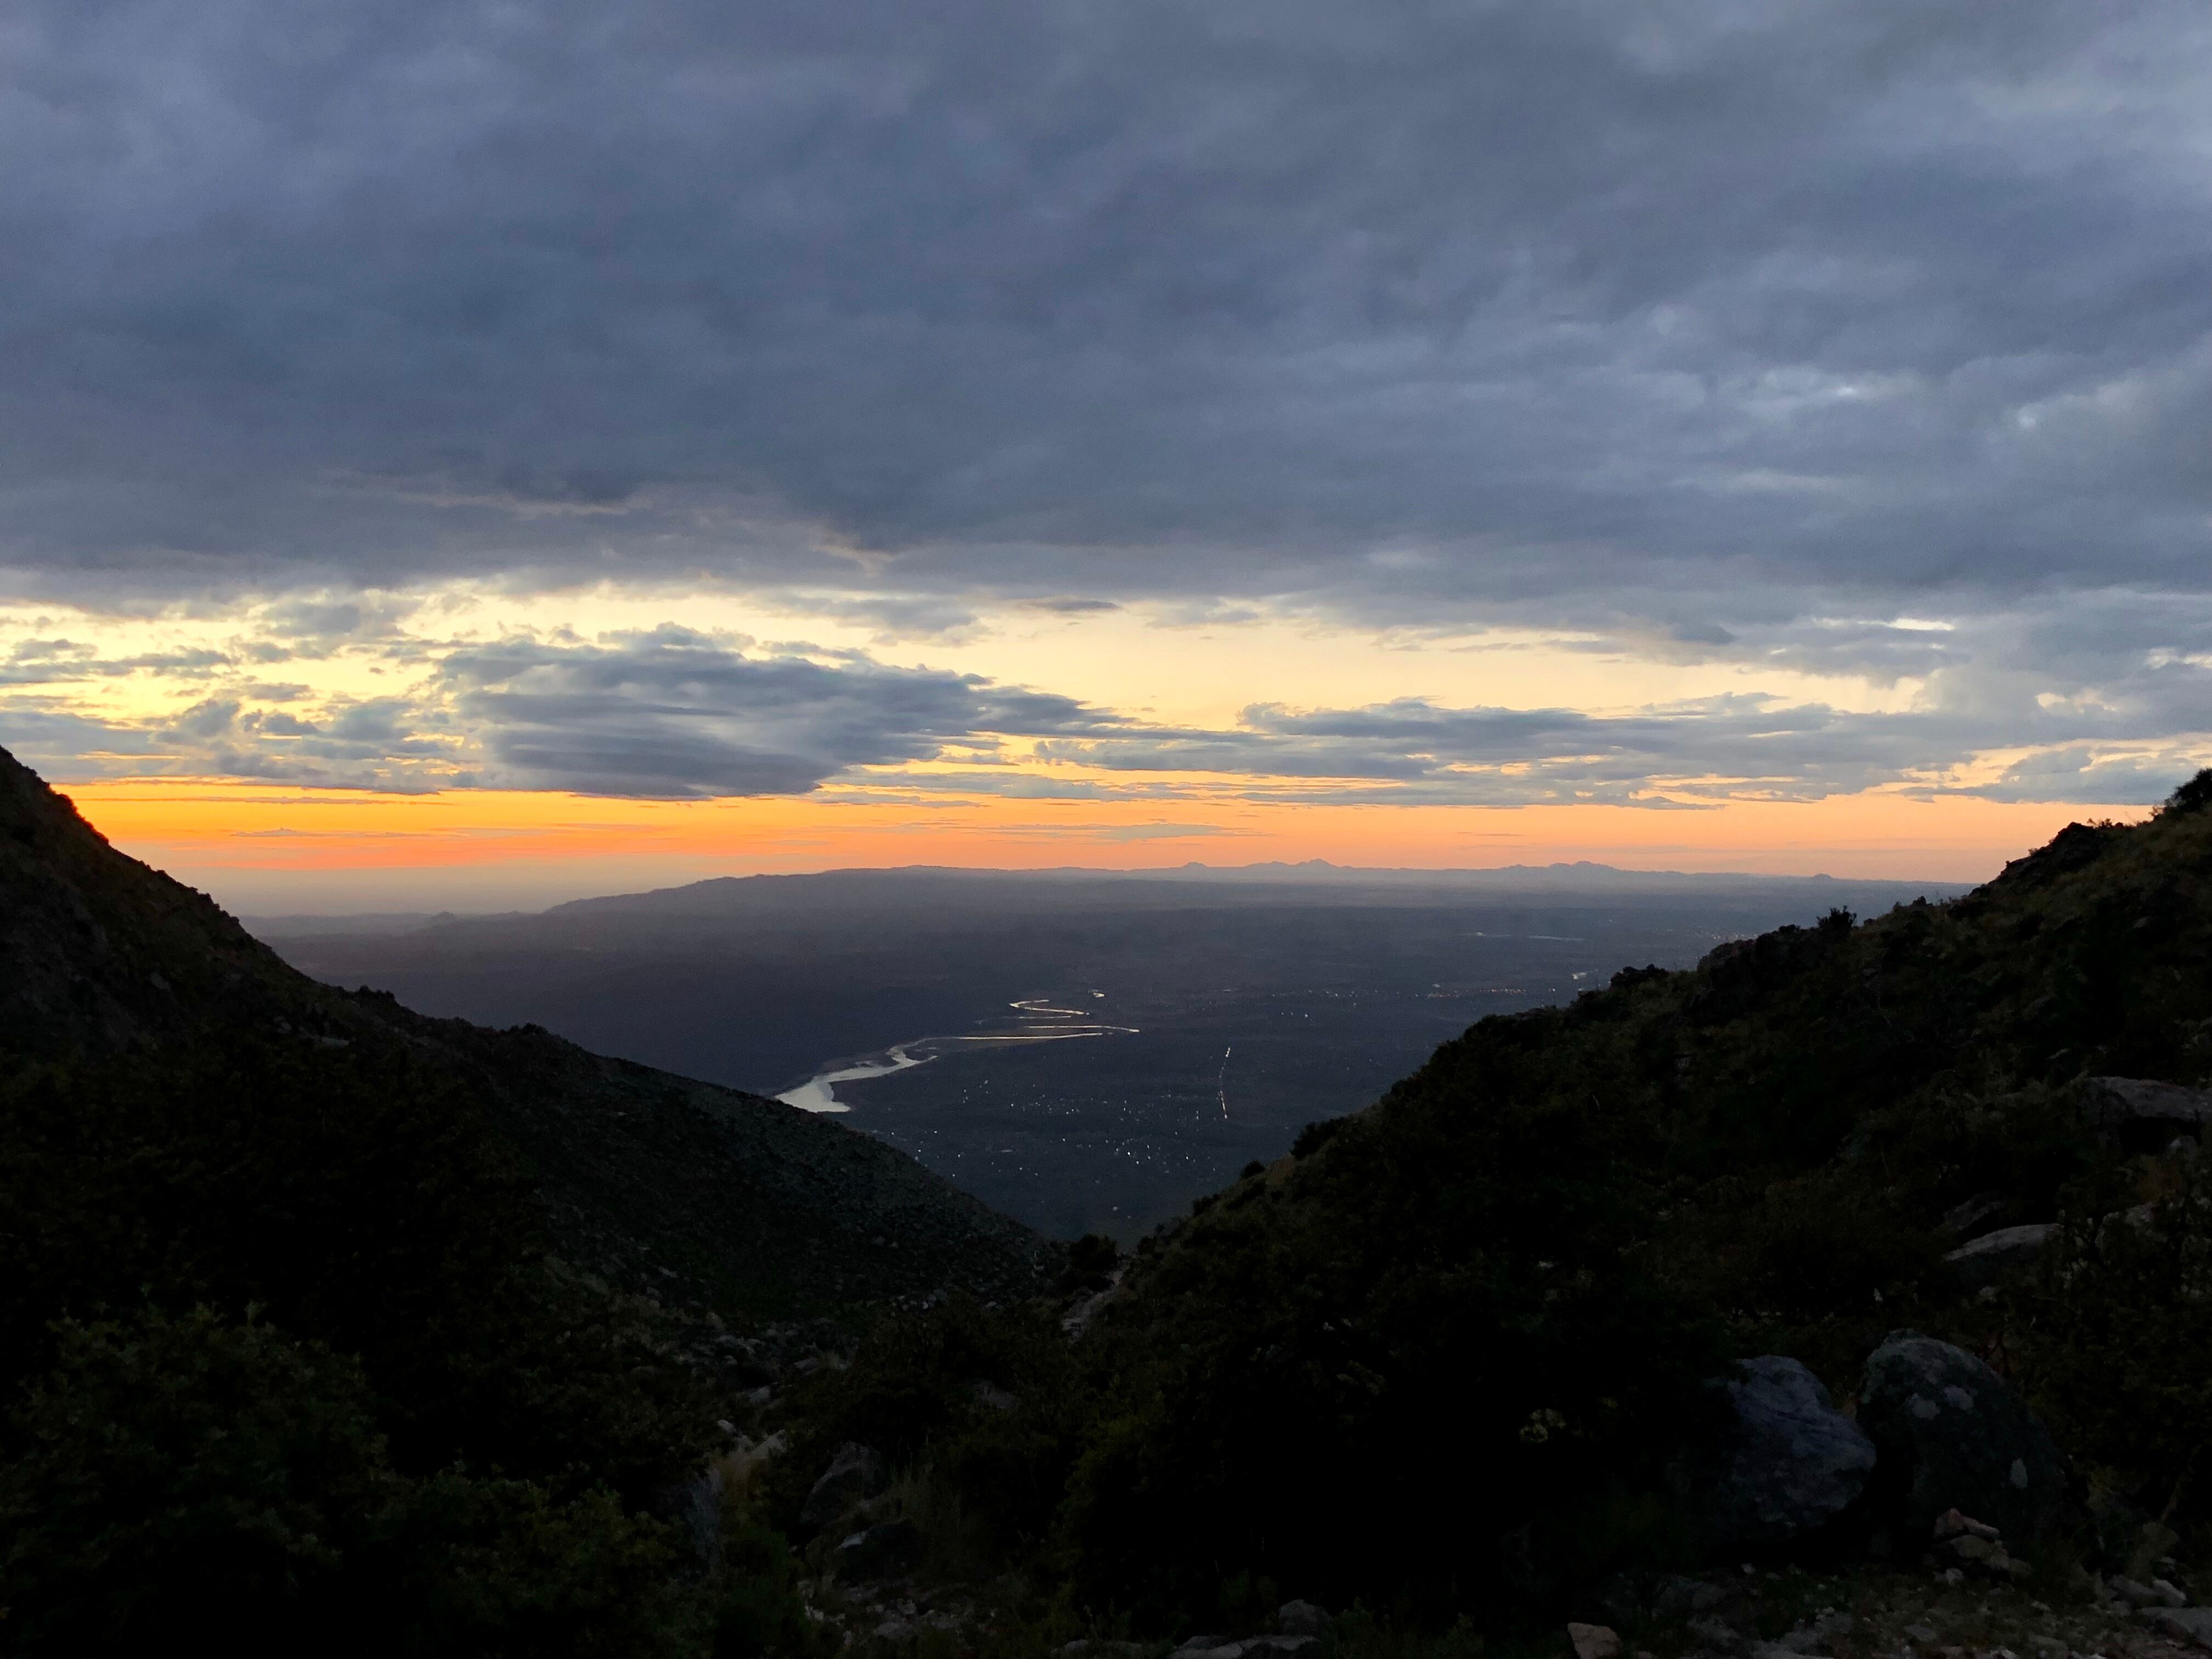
[4,0,2209,909]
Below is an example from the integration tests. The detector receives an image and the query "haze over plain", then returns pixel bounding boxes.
[258,862,1969,1237]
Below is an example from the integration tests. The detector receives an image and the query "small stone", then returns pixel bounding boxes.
[1903,1627,1940,1645]
[1933,1509,2000,1542]
[2153,1580,2191,1608]
[1570,1623,1624,1659]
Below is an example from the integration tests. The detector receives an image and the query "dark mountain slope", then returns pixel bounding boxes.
[0,744,1050,1318]
[0,741,1060,1650]
[766,777,2212,1637]
[1058,777,2212,1613]
[0,747,338,1056]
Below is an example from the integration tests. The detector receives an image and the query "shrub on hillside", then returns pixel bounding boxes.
[0,1042,718,1498]
[2015,1165,2212,1525]
[0,1307,695,1656]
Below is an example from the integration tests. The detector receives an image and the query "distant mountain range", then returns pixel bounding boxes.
[242,857,1963,939]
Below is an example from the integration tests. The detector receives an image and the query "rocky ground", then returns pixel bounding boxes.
[763,1560,2212,1659]
[1627,1559,2212,1659]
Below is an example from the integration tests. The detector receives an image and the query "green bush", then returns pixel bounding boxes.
[770,1297,1087,1558]
[0,1306,695,1656]
[0,1307,388,1648]
[708,1515,833,1659]
[2015,1167,2212,1523]
[1058,1079,1727,1627]
[0,1040,717,1499]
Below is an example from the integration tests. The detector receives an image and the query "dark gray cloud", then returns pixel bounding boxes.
[2,0,2208,644]
[1038,680,2211,807]
[436,625,1126,795]
[0,626,1134,794]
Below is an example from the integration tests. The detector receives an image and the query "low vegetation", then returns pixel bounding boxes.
[770,771,2212,1638]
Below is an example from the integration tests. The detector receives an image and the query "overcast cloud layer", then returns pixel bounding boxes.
[3,0,2210,804]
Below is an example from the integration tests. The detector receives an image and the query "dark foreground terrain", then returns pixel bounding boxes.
[9,738,2212,1659]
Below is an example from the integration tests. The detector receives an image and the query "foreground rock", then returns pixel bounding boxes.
[1166,1604,1334,1659]
[2085,1077,2212,1151]
[1860,1331,2066,1540]
[1944,1224,2059,1293]
[1932,1509,2032,1582]
[1680,1356,1876,1550]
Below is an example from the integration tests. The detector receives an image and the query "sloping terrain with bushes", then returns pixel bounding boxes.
[11,738,2212,1652]
[770,775,2212,1640]
[0,743,1050,1652]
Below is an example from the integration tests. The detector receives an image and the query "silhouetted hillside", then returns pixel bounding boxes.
[775,773,2212,1636]
[0,743,1048,1652]
[0,744,1051,1319]
[14,743,2212,1654]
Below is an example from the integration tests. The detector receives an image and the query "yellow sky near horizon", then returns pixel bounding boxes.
[3,583,2190,911]
[64,772,2151,914]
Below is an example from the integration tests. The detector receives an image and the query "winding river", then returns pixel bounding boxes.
[776,993,1137,1113]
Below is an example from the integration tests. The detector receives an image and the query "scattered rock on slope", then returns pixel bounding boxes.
[1944,1223,2059,1293]
[1680,1356,1877,1551]
[2084,1077,2212,1153]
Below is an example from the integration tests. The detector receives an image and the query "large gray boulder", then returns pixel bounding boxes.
[2084,1078,2212,1152]
[1681,1356,1876,1549]
[800,1441,887,1528]
[1859,1331,2066,1539]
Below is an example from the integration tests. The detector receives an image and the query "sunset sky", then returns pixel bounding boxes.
[5,1,2209,910]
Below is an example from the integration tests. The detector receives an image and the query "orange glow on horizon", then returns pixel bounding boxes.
[53,774,2157,912]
